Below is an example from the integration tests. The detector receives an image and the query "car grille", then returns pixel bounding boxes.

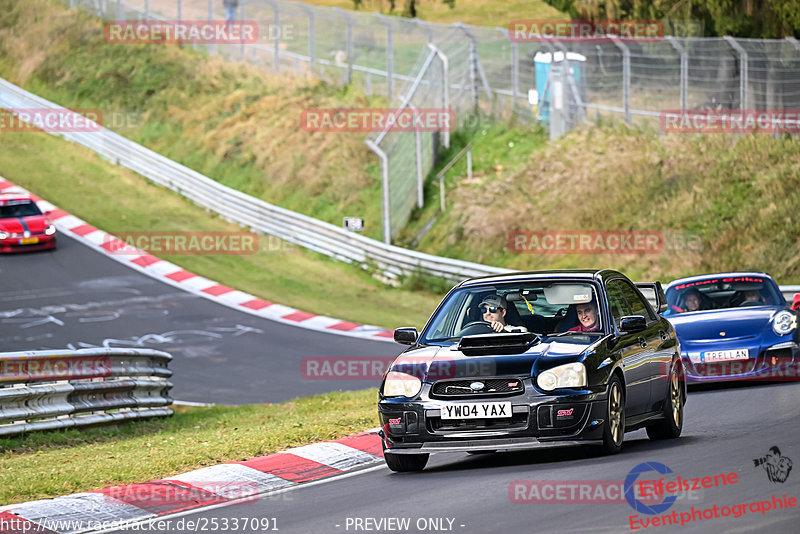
[428,411,529,432]
[430,378,525,399]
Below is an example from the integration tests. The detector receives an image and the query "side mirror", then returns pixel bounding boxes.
[619,315,647,334]
[792,293,800,311]
[393,327,418,345]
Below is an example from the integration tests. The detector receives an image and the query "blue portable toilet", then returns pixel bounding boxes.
[534,51,586,122]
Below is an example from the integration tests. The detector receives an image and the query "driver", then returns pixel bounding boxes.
[741,289,764,305]
[479,295,528,333]
[569,301,601,332]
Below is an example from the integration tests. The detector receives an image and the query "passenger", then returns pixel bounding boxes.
[684,288,703,312]
[479,295,528,333]
[741,289,764,305]
[569,301,601,332]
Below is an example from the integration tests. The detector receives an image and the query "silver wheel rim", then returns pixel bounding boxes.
[609,382,623,445]
[670,366,682,427]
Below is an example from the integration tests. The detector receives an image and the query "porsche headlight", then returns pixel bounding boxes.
[44,224,56,236]
[773,311,797,336]
[382,371,422,398]
[537,362,587,391]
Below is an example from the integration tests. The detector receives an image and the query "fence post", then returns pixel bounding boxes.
[298,2,316,69]
[145,0,149,20]
[457,23,479,113]
[665,36,688,111]
[428,43,450,149]
[116,0,122,19]
[365,139,391,245]
[724,36,749,111]
[409,104,424,209]
[414,17,433,43]
[264,0,281,72]
[610,38,631,124]
[376,14,394,104]
[177,0,181,22]
[207,0,216,55]
[334,8,353,84]
[239,3,246,60]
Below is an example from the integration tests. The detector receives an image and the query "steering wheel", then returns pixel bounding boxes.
[458,320,495,336]
[739,301,763,307]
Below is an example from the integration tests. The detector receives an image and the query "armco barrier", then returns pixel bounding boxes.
[2,78,799,296]
[0,77,509,284]
[0,348,173,437]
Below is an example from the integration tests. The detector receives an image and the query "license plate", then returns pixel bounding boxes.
[440,402,512,420]
[19,237,39,245]
[700,349,749,363]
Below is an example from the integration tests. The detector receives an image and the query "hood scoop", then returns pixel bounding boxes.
[457,332,540,356]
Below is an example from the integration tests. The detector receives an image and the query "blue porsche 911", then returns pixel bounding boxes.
[663,272,798,383]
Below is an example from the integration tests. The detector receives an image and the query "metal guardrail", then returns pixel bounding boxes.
[0,76,510,283]
[0,348,173,437]
[1,79,798,293]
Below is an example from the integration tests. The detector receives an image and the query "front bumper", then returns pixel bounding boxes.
[379,379,608,454]
[0,234,56,253]
[682,341,798,382]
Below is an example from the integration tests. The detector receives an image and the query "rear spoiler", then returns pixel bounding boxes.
[635,282,668,314]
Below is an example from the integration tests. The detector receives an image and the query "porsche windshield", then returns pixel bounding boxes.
[664,275,784,315]
[421,281,604,344]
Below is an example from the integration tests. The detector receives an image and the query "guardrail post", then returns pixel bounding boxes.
[787,37,800,51]
[428,43,450,149]
[610,38,631,124]
[334,8,353,85]
[365,140,391,244]
[376,14,394,103]
[666,36,688,111]
[298,2,316,69]
[264,0,280,72]
[724,36,749,111]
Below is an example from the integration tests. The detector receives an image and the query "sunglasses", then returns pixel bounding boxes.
[480,306,502,314]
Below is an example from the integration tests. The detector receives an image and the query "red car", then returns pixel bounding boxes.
[0,193,57,252]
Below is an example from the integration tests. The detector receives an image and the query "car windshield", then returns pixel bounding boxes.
[664,275,784,315]
[0,200,42,218]
[420,280,604,344]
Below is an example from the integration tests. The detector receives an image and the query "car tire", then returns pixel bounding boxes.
[646,359,684,440]
[600,375,625,455]
[384,453,429,472]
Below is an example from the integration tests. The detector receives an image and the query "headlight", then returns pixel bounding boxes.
[382,371,422,398]
[537,362,587,391]
[0,231,8,239]
[44,224,56,236]
[773,311,797,336]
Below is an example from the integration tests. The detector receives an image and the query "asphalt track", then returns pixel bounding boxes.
[110,381,800,534]
[0,233,401,404]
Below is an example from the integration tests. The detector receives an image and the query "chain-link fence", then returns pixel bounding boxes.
[61,1,800,242]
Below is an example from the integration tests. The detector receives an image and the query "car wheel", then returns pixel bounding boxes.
[600,375,625,454]
[646,359,684,440]
[384,452,429,472]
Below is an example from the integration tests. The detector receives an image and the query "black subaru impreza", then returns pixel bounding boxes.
[378,269,686,472]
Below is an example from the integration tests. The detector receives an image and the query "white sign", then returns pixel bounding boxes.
[343,217,364,232]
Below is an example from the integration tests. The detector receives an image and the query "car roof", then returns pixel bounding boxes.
[0,192,36,203]
[666,272,774,289]
[458,269,622,288]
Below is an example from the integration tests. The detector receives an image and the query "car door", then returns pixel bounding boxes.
[604,279,651,416]
[616,279,667,414]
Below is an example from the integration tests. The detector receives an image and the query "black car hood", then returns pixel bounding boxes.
[391,335,598,381]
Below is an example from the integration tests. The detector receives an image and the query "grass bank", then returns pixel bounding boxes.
[412,122,800,284]
[0,390,375,505]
